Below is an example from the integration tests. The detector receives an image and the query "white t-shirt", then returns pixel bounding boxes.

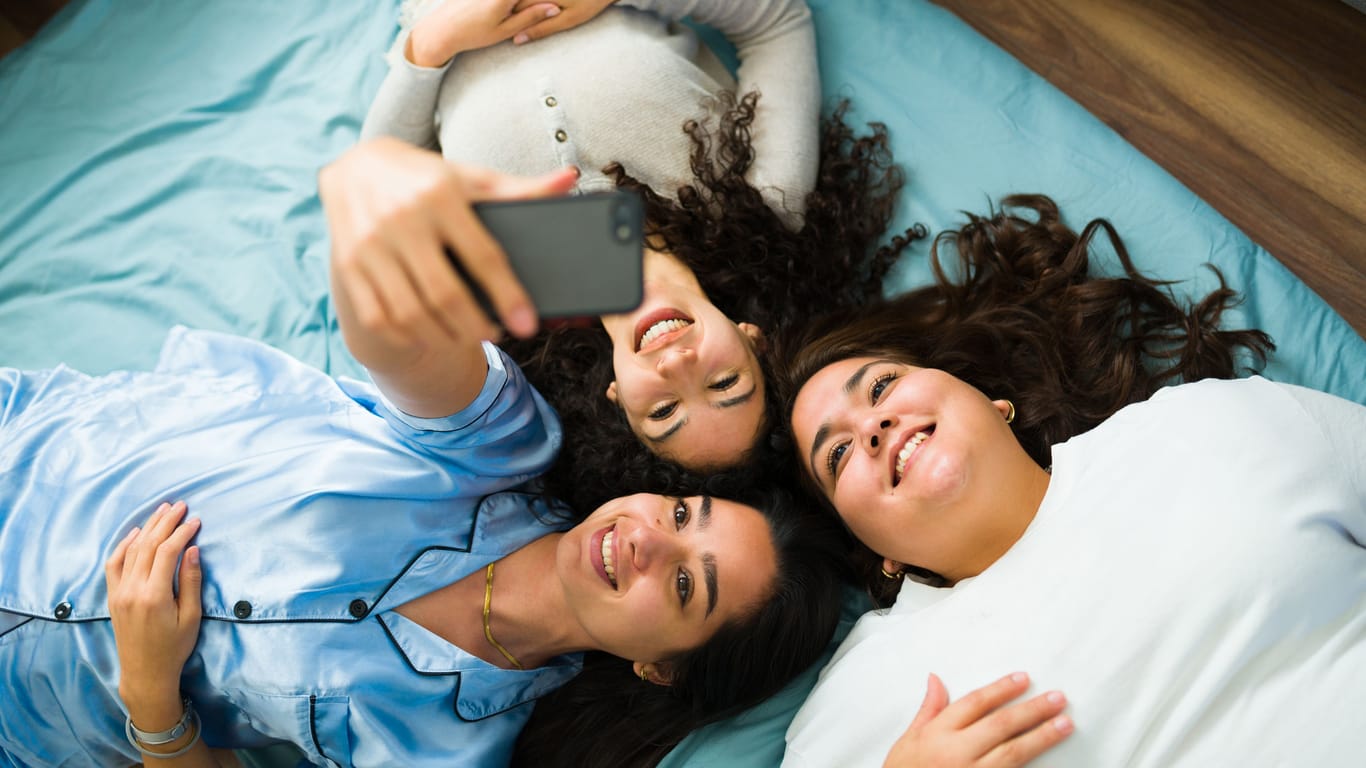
[785,377,1366,767]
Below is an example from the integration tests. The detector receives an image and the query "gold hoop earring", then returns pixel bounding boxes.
[880,566,902,580]
[1003,400,1016,424]
[639,668,650,682]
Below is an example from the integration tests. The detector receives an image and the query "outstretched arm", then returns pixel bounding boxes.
[107,501,220,767]
[883,673,1073,768]
[319,137,577,418]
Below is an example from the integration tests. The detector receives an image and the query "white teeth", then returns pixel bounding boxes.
[602,529,618,588]
[894,431,931,483]
[638,318,691,350]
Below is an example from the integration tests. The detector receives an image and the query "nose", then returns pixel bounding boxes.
[628,519,684,574]
[861,414,896,453]
[655,347,695,376]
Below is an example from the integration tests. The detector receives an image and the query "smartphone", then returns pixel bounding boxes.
[449,191,644,321]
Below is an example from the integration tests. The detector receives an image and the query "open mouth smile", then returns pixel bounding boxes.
[892,426,935,486]
[594,525,620,589]
[634,309,693,353]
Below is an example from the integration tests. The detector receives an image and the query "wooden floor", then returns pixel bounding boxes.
[5,1,1364,336]
[934,0,1366,338]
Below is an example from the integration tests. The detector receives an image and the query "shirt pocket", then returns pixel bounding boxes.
[223,690,354,767]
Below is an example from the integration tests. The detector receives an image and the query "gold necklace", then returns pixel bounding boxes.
[483,563,524,670]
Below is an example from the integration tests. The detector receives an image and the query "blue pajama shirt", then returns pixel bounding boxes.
[0,328,581,767]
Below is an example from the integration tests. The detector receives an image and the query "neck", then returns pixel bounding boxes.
[943,462,1052,585]
[478,534,594,669]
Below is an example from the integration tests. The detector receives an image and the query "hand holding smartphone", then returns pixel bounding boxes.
[449,190,644,323]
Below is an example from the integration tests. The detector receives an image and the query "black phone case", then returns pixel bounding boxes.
[456,191,644,320]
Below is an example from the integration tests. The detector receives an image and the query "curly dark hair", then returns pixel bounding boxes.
[775,193,1275,606]
[501,92,920,513]
[511,479,851,768]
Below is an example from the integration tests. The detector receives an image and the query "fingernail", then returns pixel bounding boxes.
[508,306,537,337]
[174,500,187,511]
[157,502,170,512]
[187,548,199,566]
[1053,715,1074,734]
[1046,691,1064,705]
[125,527,140,540]
[1011,672,1027,684]
[545,6,560,17]
[513,32,529,45]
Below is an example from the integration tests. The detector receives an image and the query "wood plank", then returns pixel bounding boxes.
[934,0,1366,338]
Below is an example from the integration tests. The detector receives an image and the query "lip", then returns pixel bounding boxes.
[590,524,619,589]
[633,308,693,353]
[889,425,935,487]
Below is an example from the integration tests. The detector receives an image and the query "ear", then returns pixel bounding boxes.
[632,661,674,687]
[738,322,766,350]
[991,399,1012,421]
[605,380,619,404]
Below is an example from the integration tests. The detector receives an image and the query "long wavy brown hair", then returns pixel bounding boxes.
[502,92,921,515]
[776,193,1275,605]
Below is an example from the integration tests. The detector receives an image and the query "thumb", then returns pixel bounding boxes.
[908,673,950,730]
[179,546,203,626]
[490,166,579,200]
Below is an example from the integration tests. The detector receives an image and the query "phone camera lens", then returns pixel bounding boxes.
[615,224,633,242]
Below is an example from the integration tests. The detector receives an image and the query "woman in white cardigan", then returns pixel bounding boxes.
[359,0,917,489]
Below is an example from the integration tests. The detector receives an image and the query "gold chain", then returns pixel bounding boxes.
[483,563,524,670]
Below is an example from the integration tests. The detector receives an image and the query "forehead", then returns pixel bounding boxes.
[656,395,767,468]
[704,498,778,618]
[795,357,882,417]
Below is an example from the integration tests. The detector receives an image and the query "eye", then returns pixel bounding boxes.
[869,372,897,403]
[825,441,849,479]
[648,401,678,420]
[676,569,693,606]
[672,499,690,530]
[708,372,739,391]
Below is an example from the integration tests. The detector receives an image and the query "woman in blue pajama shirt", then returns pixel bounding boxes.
[0,141,844,767]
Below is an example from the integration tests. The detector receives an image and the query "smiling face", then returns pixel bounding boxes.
[790,356,1043,583]
[600,253,767,471]
[555,493,777,664]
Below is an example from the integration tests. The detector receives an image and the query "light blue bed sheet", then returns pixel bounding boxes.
[1,2,1363,767]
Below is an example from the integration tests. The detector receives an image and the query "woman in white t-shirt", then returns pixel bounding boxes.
[777,195,1363,767]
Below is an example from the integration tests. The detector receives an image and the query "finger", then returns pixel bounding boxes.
[981,710,1074,768]
[941,672,1031,730]
[356,247,445,347]
[179,545,204,629]
[150,516,202,592]
[123,502,173,580]
[105,525,141,589]
[431,184,537,338]
[971,689,1068,745]
[473,166,580,202]
[439,165,577,337]
[907,672,950,731]
[384,216,485,343]
[331,247,390,345]
[509,5,569,45]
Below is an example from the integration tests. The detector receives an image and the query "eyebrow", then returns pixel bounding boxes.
[699,496,718,618]
[646,385,758,445]
[715,385,757,410]
[645,416,688,445]
[806,360,879,482]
